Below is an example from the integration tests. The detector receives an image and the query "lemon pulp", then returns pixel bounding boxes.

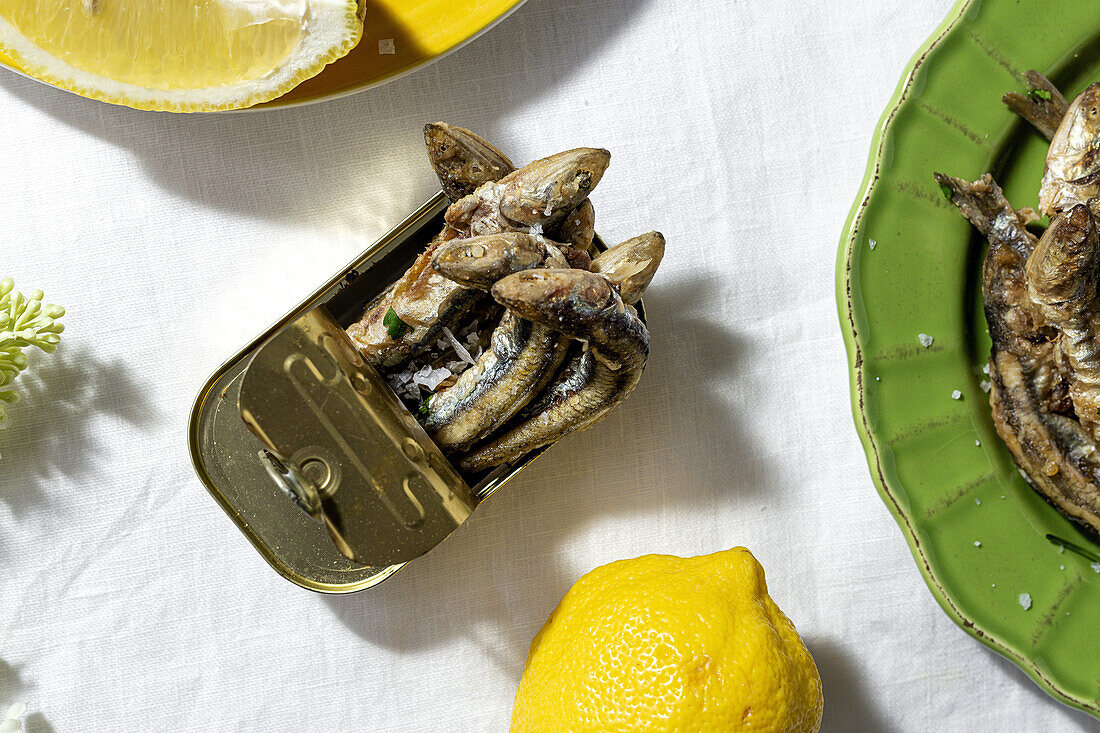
[4,0,302,89]
[0,0,362,110]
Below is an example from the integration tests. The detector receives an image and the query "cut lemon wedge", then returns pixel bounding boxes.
[0,0,364,111]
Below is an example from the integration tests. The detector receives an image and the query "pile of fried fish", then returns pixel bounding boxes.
[347,123,664,473]
[938,73,1100,533]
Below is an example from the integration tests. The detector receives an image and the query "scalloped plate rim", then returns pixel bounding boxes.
[835,0,1100,718]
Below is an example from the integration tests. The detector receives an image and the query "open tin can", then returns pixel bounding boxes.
[188,191,644,593]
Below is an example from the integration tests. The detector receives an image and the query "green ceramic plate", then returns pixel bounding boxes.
[838,0,1100,718]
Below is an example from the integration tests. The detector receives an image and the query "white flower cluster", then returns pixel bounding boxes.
[0,278,65,426]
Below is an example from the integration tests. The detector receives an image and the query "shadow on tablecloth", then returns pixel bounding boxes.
[0,0,654,232]
[0,344,157,516]
[809,637,898,733]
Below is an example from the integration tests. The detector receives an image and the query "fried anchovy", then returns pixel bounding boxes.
[492,230,662,448]
[424,122,515,202]
[460,231,664,465]
[422,235,572,451]
[934,173,1047,356]
[991,349,1100,533]
[1040,83,1100,217]
[459,265,653,472]
[940,173,1100,532]
[446,148,611,236]
[1028,205,1100,443]
[547,199,596,254]
[1003,70,1069,141]
[349,148,610,369]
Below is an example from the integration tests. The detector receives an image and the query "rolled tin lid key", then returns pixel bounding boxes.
[239,306,478,568]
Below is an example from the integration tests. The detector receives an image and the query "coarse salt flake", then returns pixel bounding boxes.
[378,38,396,54]
[918,333,934,348]
[442,326,476,366]
[868,238,877,250]
[974,541,982,547]
[1018,593,1032,610]
[1092,562,1100,574]
[980,379,991,393]
[982,363,990,375]
[951,390,962,400]
[975,498,981,505]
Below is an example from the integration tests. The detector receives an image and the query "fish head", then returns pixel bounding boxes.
[590,231,666,305]
[432,233,554,290]
[1042,84,1100,215]
[1050,84,1100,183]
[1027,203,1098,306]
[492,269,618,336]
[499,148,610,226]
[424,122,514,201]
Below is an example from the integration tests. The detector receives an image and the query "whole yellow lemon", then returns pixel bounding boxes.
[510,547,823,732]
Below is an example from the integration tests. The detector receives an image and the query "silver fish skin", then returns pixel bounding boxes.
[458,233,664,468]
[423,236,571,451]
[424,122,514,202]
[1027,204,1100,443]
[424,311,570,451]
[1040,83,1100,217]
[459,269,649,472]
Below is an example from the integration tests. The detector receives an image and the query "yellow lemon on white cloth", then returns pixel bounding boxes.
[511,547,824,732]
[0,0,364,111]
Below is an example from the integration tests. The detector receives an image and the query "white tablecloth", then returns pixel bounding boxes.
[3,0,1097,730]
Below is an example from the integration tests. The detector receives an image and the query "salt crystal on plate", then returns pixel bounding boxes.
[951,390,962,400]
[918,333,934,348]
[378,38,396,54]
[868,238,877,250]
[1018,593,1032,610]
[974,541,981,547]
[980,380,991,393]
[1092,562,1100,574]
[983,363,990,375]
